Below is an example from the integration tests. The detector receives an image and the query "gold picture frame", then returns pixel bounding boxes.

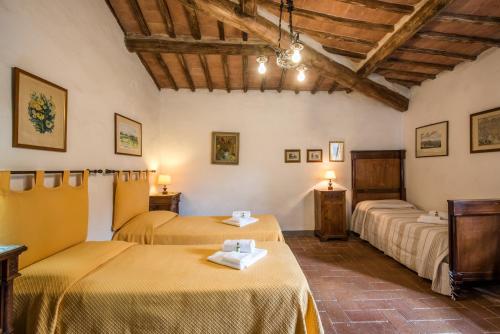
[307,149,323,163]
[211,132,239,165]
[415,121,448,158]
[284,149,301,163]
[12,67,68,152]
[470,107,500,154]
[329,141,345,162]
[115,113,142,156]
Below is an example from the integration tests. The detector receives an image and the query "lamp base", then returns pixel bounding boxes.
[162,185,168,195]
[328,180,333,191]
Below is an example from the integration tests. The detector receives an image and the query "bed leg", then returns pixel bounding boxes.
[450,272,464,300]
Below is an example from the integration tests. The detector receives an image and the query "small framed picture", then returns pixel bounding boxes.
[307,149,323,162]
[12,67,68,152]
[115,113,142,156]
[284,149,301,163]
[329,141,345,162]
[212,132,239,165]
[470,107,500,154]
[415,121,448,158]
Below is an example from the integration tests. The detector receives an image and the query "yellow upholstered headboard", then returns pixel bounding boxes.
[0,170,89,269]
[112,171,149,231]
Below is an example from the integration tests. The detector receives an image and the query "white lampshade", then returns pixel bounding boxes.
[158,174,171,185]
[324,170,336,180]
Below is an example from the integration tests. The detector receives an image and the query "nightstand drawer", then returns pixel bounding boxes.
[149,193,181,214]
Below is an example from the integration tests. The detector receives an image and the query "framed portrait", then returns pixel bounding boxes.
[329,141,345,162]
[284,149,301,163]
[307,149,323,163]
[212,132,239,165]
[115,113,142,156]
[470,107,500,154]
[12,67,68,152]
[415,121,448,158]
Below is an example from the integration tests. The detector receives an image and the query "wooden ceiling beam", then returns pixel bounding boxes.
[217,21,231,92]
[357,0,453,77]
[176,0,409,111]
[176,54,196,91]
[398,46,476,61]
[277,69,287,93]
[240,0,257,16]
[260,74,266,92]
[242,32,249,93]
[376,68,436,80]
[387,78,422,87]
[435,13,500,26]
[157,0,176,37]
[323,46,367,60]
[328,82,339,94]
[184,7,202,40]
[385,57,454,71]
[199,54,213,91]
[311,76,324,94]
[125,34,274,56]
[257,0,394,32]
[295,27,377,48]
[128,0,150,35]
[416,31,500,47]
[156,53,179,90]
[138,54,161,90]
[332,0,414,14]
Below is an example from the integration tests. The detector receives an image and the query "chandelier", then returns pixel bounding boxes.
[256,0,307,82]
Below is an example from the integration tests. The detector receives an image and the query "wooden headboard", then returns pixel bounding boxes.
[351,150,406,211]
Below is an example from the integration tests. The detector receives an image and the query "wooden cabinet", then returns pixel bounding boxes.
[314,190,347,241]
[149,192,181,213]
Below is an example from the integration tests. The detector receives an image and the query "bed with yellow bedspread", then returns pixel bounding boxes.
[14,241,322,334]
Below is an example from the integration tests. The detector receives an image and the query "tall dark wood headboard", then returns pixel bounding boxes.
[351,150,406,211]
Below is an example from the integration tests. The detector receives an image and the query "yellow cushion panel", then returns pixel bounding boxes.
[112,172,149,231]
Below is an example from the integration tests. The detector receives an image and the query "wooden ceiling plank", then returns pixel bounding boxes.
[311,76,324,94]
[417,31,500,47]
[176,54,196,91]
[258,0,394,32]
[105,0,126,33]
[277,69,287,93]
[328,82,339,94]
[295,27,377,48]
[138,54,161,90]
[156,53,179,90]
[176,0,409,111]
[128,0,151,35]
[435,13,500,26]
[357,0,454,77]
[125,34,274,56]
[398,46,476,61]
[217,20,231,92]
[323,45,367,60]
[157,0,176,37]
[240,0,257,16]
[199,54,214,91]
[376,68,436,80]
[333,0,414,14]
[385,57,454,71]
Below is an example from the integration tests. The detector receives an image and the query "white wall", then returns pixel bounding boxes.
[404,48,500,211]
[0,0,161,240]
[159,90,403,230]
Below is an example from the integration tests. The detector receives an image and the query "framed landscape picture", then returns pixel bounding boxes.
[13,67,68,152]
[115,113,142,156]
[307,149,323,162]
[415,121,448,158]
[284,149,301,163]
[212,132,239,165]
[470,107,500,154]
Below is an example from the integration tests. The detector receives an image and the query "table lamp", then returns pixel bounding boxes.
[158,174,171,195]
[324,170,336,190]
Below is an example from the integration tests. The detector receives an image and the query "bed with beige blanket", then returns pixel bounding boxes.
[351,200,450,295]
[112,172,284,244]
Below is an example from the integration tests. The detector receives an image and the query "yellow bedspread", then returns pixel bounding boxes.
[15,241,322,334]
[113,213,285,245]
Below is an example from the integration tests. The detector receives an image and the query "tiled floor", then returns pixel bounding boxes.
[285,234,500,334]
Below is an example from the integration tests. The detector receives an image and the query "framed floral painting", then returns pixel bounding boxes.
[13,67,68,152]
[212,132,239,165]
[115,113,142,156]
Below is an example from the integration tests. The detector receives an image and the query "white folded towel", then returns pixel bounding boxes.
[222,216,259,227]
[417,215,448,224]
[428,210,448,220]
[222,239,255,253]
[232,211,251,219]
[208,248,268,270]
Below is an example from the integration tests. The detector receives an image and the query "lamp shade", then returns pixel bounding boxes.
[157,174,171,185]
[324,170,336,180]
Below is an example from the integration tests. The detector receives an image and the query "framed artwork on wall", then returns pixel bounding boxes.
[307,149,323,162]
[12,67,68,152]
[329,141,345,162]
[211,132,239,165]
[415,121,448,158]
[284,149,301,163]
[470,107,500,154]
[115,113,142,156]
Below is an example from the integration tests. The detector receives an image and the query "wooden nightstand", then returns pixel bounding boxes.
[149,192,181,213]
[0,245,27,334]
[314,189,347,241]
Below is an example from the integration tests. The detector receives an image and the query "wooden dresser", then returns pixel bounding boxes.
[149,192,181,213]
[314,189,347,241]
[1,245,26,334]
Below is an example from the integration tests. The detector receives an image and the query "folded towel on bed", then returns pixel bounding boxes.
[417,215,448,224]
[428,211,448,220]
[208,248,267,270]
[222,216,259,227]
[222,239,256,253]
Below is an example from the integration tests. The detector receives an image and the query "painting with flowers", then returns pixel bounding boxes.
[13,68,68,152]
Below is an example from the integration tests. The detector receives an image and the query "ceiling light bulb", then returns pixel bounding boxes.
[292,49,301,63]
[297,70,305,82]
[258,62,267,74]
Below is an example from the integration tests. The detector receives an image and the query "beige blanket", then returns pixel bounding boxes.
[114,214,284,245]
[15,241,322,334]
[351,201,450,295]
